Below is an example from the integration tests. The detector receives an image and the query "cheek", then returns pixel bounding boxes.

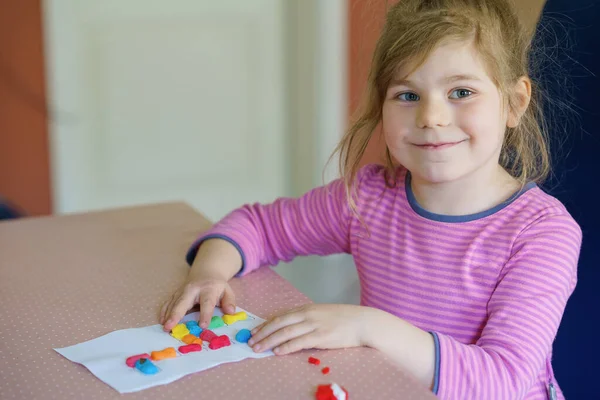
[382,103,411,144]
[460,100,504,138]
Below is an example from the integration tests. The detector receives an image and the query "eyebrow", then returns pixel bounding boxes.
[390,74,482,86]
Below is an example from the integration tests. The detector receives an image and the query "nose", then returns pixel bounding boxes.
[416,97,451,129]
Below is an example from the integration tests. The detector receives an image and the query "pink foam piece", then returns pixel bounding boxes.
[179,344,202,354]
[199,329,217,342]
[209,335,231,350]
[125,353,151,368]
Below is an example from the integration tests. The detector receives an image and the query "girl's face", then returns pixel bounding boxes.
[382,40,509,185]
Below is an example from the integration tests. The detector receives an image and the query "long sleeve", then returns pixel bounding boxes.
[186,174,357,275]
[432,213,582,399]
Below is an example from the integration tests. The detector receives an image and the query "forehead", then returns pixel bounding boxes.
[394,39,493,84]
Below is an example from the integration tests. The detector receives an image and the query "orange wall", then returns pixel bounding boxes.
[348,0,547,167]
[348,0,398,167]
[0,0,52,216]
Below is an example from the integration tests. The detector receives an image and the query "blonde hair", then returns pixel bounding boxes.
[333,0,550,210]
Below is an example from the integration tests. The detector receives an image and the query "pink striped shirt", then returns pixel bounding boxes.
[187,164,581,399]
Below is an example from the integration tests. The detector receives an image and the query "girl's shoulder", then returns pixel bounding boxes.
[353,164,407,191]
[503,184,581,238]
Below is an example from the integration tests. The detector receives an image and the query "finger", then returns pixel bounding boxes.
[272,332,318,356]
[160,293,179,324]
[161,297,179,331]
[251,322,266,335]
[249,312,306,346]
[199,294,218,329]
[219,285,236,315]
[159,300,169,324]
[252,322,315,353]
[164,292,195,331]
[251,311,289,336]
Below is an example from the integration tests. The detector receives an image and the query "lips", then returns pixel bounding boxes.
[414,139,466,150]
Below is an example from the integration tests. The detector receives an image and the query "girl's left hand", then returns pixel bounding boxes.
[248,304,373,355]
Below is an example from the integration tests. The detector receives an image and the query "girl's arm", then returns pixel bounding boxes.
[365,213,581,399]
[186,166,377,276]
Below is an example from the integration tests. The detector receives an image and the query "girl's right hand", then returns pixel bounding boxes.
[160,277,237,332]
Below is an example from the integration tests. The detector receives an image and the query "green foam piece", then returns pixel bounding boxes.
[209,316,225,330]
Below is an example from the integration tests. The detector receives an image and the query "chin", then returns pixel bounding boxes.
[410,166,464,185]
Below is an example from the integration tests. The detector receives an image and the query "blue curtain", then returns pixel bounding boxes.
[536,1,600,398]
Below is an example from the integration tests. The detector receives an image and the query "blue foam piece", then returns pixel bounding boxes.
[135,358,159,375]
[235,329,252,344]
[186,321,202,336]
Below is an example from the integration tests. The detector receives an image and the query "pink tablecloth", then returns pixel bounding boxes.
[0,202,435,399]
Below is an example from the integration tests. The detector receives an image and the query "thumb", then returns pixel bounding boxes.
[220,284,237,315]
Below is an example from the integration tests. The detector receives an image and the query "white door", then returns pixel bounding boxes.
[43,1,289,221]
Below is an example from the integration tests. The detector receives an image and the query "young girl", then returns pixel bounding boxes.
[160,0,581,398]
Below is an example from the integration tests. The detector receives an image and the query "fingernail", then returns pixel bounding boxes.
[274,347,280,354]
[248,339,254,345]
[253,345,261,352]
[165,319,173,327]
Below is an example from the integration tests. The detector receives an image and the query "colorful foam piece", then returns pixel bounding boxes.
[126,353,151,368]
[208,316,225,330]
[135,358,159,375]
[182,334,203,345]
[235,329,252,344]
[322,367,331,375]
[209,335,231,350]
[151,347,177,361]
[179,344,202,354]
[185,321,202,336]
[315,383,348,400]
[171,323,190,341]
[308,356,321,365]
[199,329,217,342]
[222,311,248,325]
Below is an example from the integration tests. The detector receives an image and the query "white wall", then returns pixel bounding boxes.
[274,0,360,305]
[43,0,359,305]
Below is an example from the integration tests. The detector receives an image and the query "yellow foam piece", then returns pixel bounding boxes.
[182,334,202,345]
[171,323,190,340]
[222,311,248,325]
[151,347,176,361]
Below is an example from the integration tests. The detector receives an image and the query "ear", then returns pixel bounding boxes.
[507,76,532,128]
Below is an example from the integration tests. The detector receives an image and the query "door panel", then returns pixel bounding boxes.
[44,0,287,220]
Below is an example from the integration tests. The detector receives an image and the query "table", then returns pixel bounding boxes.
[0,202,435,399]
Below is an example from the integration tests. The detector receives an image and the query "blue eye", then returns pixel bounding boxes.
[449,89,473,99]
[397,92,420,102]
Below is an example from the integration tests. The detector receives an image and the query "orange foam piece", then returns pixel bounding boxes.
[151,347,177,361]
[182,334,202,345]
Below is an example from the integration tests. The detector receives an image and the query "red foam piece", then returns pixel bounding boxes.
[315,386,333,400]
[199,329,217,342]
[309,356,321,365]
[126,353,151,368]
[315,384,349,400]
[208,335,231,350]
[321,367,331,375]
[179,344,202,354]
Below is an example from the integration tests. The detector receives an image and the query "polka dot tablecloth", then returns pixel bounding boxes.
[0,202,435,400]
